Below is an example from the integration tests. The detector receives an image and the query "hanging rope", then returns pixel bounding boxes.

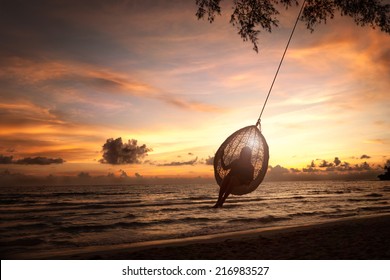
[256,0,306,126]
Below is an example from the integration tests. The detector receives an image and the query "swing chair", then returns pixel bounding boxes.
[213,1,306,196]
[214,124,269,195]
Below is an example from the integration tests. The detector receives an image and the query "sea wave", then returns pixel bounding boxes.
[228,215,291,224]
[1,181,389,258]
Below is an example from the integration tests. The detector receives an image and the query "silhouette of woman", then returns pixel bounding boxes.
[213,146,254,208]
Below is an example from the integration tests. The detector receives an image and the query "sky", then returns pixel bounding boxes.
[0,0,389,183]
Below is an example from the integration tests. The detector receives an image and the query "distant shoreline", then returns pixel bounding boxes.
[14,213,390,260]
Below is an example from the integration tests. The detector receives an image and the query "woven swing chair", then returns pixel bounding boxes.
[213,124,269,195]
[212,1,306,197]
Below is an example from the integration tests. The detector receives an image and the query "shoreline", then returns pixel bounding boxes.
[18,213,390,260]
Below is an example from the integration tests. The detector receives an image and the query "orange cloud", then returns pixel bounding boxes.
[0,57,223,113]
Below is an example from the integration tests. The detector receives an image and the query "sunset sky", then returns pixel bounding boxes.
[0,0,389,181]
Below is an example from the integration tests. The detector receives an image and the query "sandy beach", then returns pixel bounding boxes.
[41,214,390,260]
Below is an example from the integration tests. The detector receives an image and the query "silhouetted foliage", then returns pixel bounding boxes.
[378,160,390,180]
[195,0,390,52]
[15,157,64,165]
[0,155,64,165]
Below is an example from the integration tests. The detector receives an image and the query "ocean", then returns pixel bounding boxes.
[1,181,389,259]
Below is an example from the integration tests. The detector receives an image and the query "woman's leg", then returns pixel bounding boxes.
[213,174,231,207]
[219,176,240,207]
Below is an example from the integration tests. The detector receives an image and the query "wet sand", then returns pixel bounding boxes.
[60,214,390,260]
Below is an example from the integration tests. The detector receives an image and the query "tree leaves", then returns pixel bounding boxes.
[195,0,390,52]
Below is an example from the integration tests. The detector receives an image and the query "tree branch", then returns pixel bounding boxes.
[195,0,390,52]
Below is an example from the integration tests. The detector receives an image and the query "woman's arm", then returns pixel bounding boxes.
[221,157,233,170]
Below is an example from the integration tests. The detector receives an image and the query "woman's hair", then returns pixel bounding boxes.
[240,146,252,161]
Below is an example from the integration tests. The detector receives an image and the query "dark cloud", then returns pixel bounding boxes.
[1,154,65,165]
[0,155,13,164]
[100,137,152,165]
[290,168,301,173]
[188,152,193,156]
[158,157,198,166]
[263,157,385,181]
[302,167,320,173]
[305,158,351,172]
[319,160,333,168]
[302,160,319,172]
[15,156,64,165]
[360,154,371,159]
[353,161,372,171]
[325,166,336,172]
[265,165,291,180]
[338,161,353,171]
[204,156,214,165]
[269,165,289,174]
[301,158,377,173]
